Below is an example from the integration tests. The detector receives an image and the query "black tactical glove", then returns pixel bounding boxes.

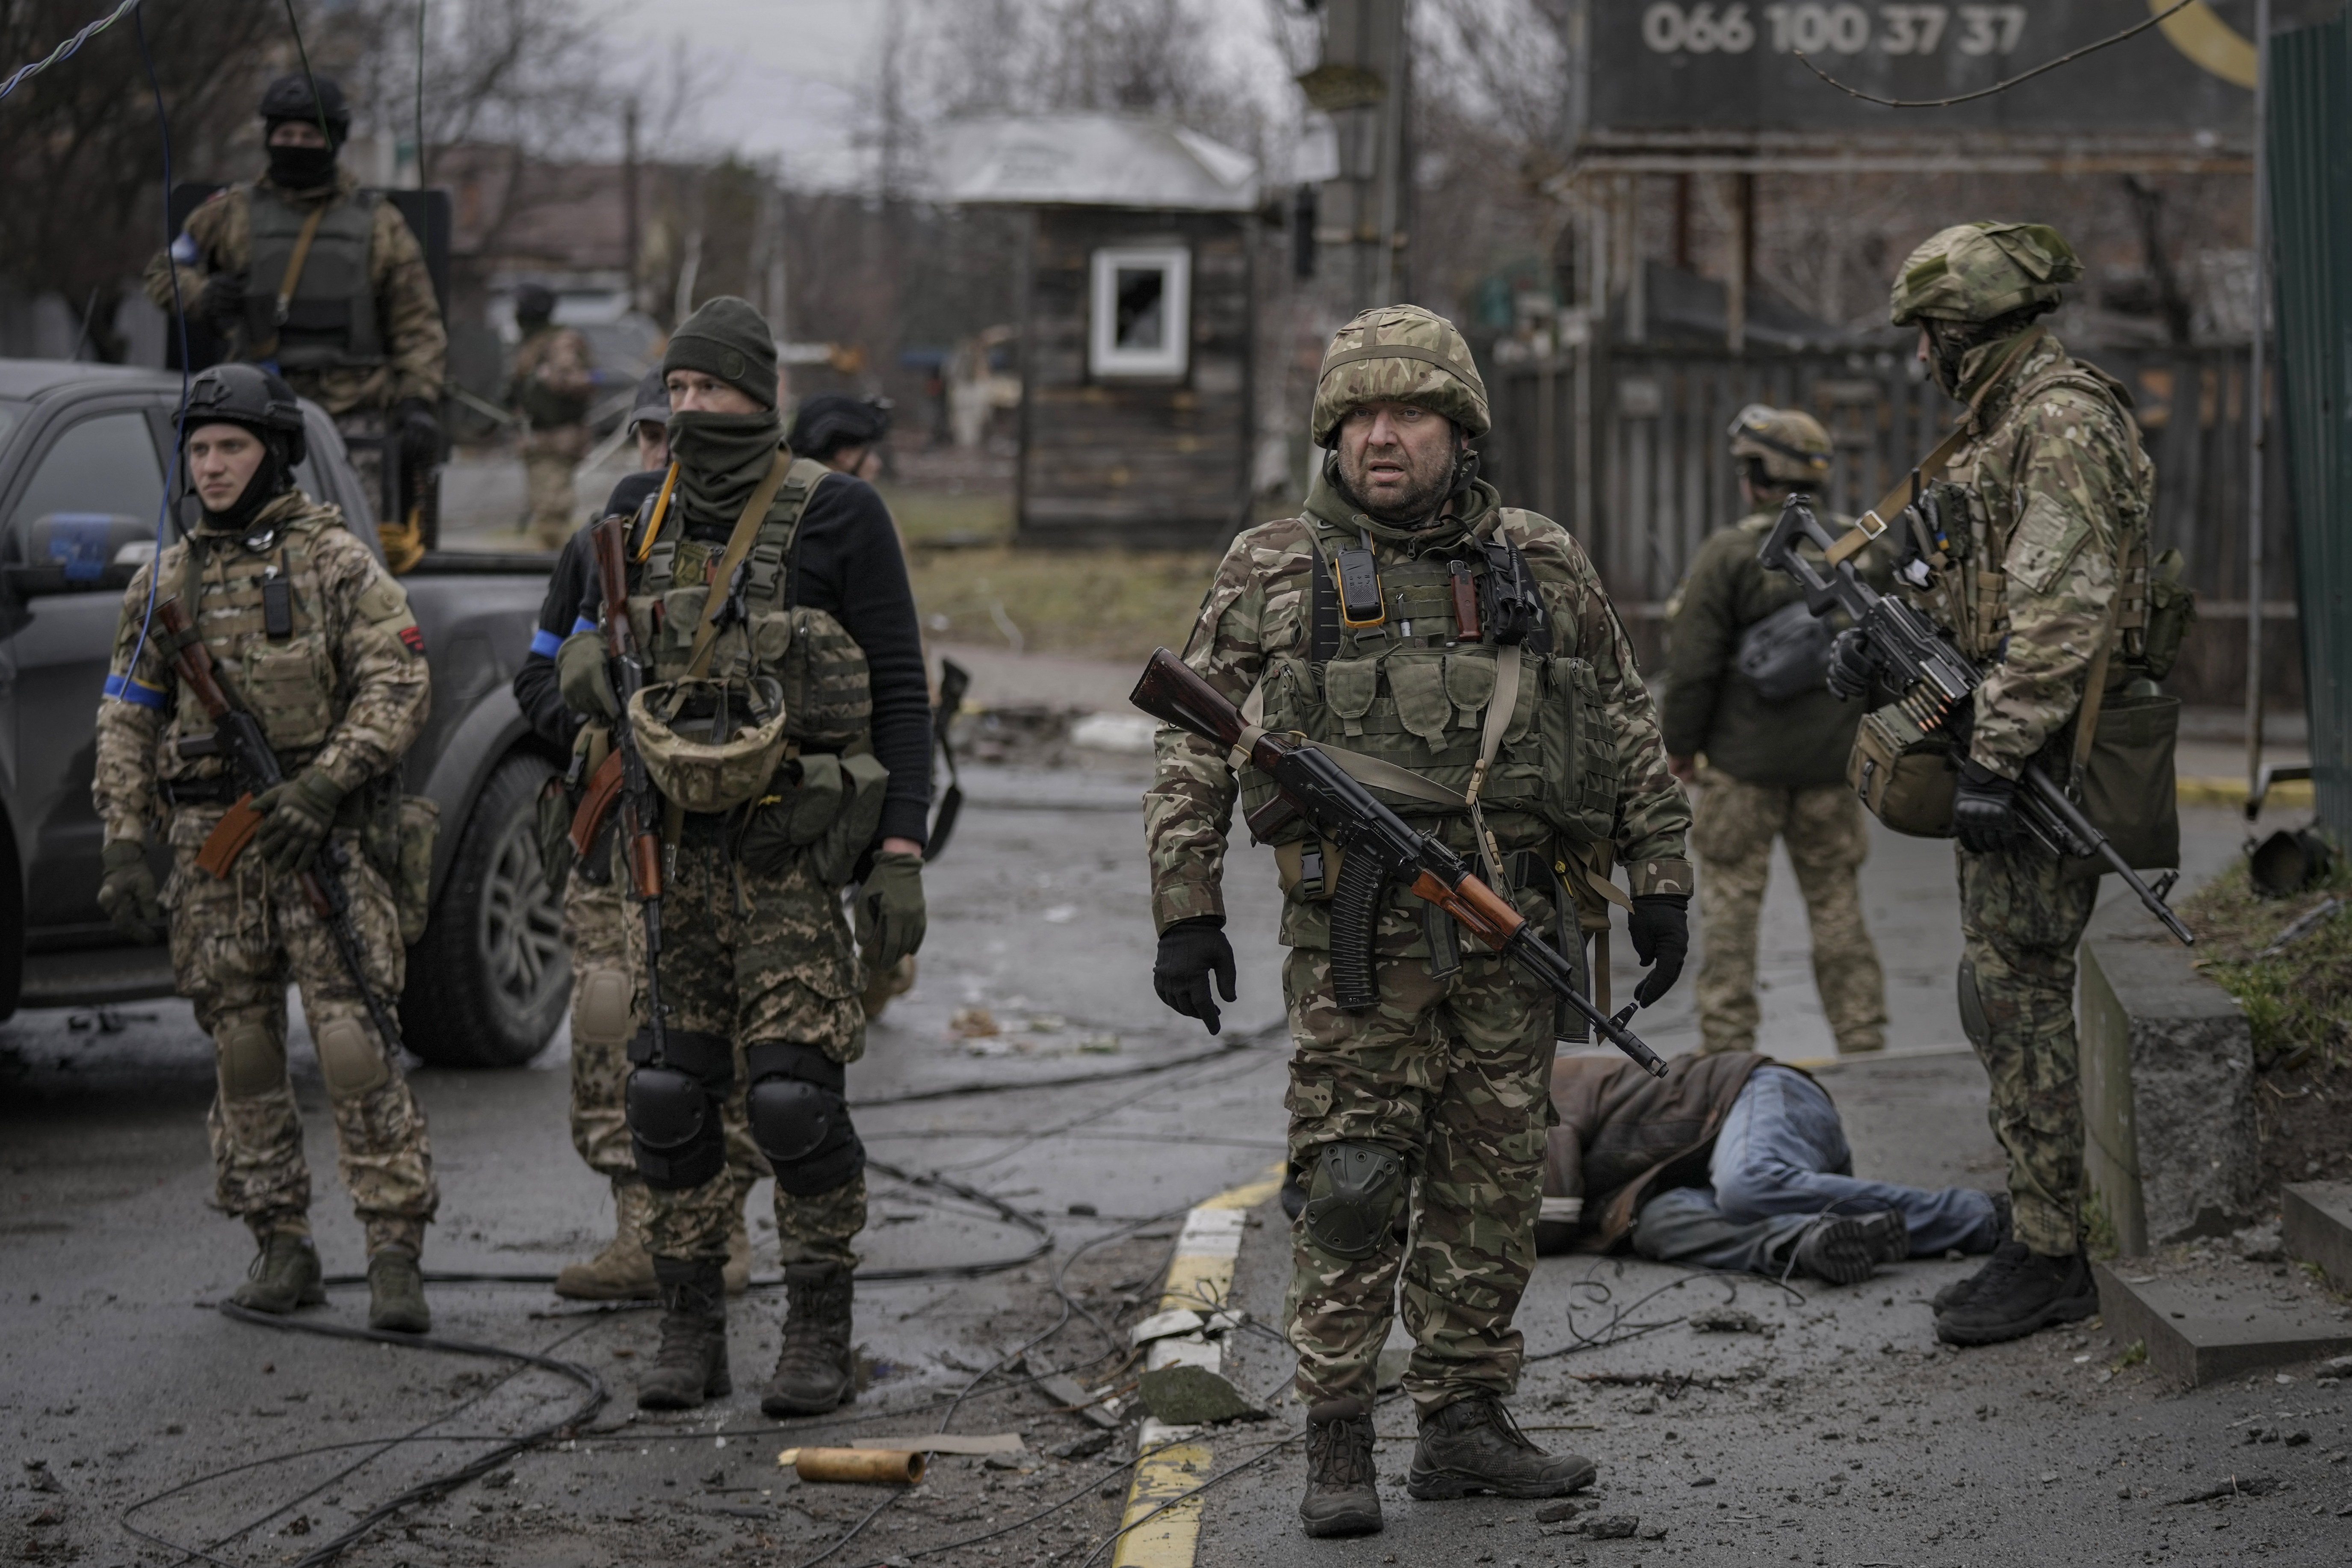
[1627,894,1690,1008]
[98,840,163,944]
[1826,628,1876,703]
[1154,916,1237,1036]
[198,272,248,337]
[1952,760,2032,856]
[253,768,347,875]
[855,850,928,969]
[393,397,443,478]
[555,630,621,720]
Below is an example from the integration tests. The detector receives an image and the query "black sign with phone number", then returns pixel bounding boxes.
[1586,1,2258,137]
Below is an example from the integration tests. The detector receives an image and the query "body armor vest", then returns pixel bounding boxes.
[512,328,591,430]
[242,184,384,372]
[1238,509,1620,851]
[169,516,344,763]
[625,457,874,757]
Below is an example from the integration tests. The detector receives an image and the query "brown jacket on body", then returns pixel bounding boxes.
[1539,1051,1782,1255]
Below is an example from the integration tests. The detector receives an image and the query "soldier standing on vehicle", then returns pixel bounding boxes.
[1835,223,2157,1347]
[508,283,597,551]
[1662,406,1888,1057]
[144,73,446,523]
[1145,306,1693,1538]
[555,298,932,1414]
[514,370,753,1302]
[92,365,436,1332]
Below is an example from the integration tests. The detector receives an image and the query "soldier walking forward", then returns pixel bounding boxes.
[508,282,597,552]
[555,298,932,1414]
[93,366,436,1332]
[1836,224,2160,1346]
[1145,307,1693,1537]
[1662,406,1889,1057]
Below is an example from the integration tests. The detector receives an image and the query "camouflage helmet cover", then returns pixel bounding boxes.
[629,678,791,815]
[1310,304,1490,446]
[1889,221,2082,327]
[1726,404,1832,487]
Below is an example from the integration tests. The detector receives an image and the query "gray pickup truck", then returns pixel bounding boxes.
[0,357,569,1067]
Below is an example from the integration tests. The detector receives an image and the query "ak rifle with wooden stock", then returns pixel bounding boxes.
[153,596,409,1054]
[1756,494,2193,946]
[1130,648,1667,1078]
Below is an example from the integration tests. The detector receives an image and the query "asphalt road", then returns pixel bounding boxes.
[5,706,2341,1568]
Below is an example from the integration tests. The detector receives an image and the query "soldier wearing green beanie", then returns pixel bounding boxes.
[1145,304,1693,1537]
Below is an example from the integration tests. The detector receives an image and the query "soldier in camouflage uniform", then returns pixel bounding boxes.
[555,298,932,1417]
[508,283,597,551]
[1834,223,2156,1347]
[93,365,436,1333]
[144,74,446,527]
[1146,306,1693,1537]
[1662,407,1888,1057]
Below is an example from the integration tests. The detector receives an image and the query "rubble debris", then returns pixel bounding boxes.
[1689,1308,1765,1334]
[2168,1476,2284,1504]
[1049,1432,1114,1461]
[1586,1515,1640,1538]
[1137,1364,1267,1426]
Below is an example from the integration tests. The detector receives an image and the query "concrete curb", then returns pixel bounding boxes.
[1112,1166,1285,1568]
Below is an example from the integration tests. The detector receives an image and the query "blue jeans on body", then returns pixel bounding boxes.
[1631,1065,1999,1276]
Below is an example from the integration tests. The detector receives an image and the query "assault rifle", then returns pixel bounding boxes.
[1131,648,1668,1078]
[1757,496,2193,946]
[575,513,670,1057]
[153,597,411,1053]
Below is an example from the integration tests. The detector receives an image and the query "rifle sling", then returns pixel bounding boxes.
[252,204,330,359]
[682,451,791,681]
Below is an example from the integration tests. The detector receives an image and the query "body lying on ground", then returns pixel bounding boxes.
[1537,1051,2004,1285]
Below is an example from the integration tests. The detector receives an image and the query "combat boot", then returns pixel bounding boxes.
[637,1258,731,1410]
[724,1211,753,1296]
[1931,1196,2016,1313]
[232,1229,325,1314]
[366,1248,431,1335]
[555,1178,658,1301]
[1934,1240,2097,1347]
[1406,1395,1595,1500]
[760,1261,855,1417]
[1299,1396,1381,1537]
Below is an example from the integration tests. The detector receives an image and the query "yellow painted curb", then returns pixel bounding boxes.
[1112,1163,1283,1568]
[2180,775,2314,810]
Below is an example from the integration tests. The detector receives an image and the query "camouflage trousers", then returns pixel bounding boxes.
[1957,844,2099,1257]
[1690,777,1886,1055]
[625,828,867,1268]
[334,408,391,526]
[166,820,436,1256]
[523,450,579,552]
[1282,942,1553,1417]
[566,863,762,1199]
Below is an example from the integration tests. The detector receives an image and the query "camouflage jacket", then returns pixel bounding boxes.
[1915,330,2154,777]
[94,491,431,848]
[142,170,447,416]
[508,324,596,455]
[1144,464,1690,945]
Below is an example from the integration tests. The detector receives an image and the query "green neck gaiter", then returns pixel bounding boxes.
[667,409,783,529]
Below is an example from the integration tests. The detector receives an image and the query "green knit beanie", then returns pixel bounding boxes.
[662,295,779,409]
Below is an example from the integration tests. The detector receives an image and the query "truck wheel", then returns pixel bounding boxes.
[400,751,568,1068]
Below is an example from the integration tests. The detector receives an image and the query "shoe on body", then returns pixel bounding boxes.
[1406,1394,1595,1501]
[1791,1211,1907,1286]
[637,1258,731,1410]
[232,1230,325,1314]
[366,1248,431,1335]
[1299,1396,1382,1537]
[761,1261,855,1417]
[1933,1241,2097,1346]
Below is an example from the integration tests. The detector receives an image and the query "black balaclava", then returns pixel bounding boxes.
[193,423,296,539]
[265,127,339,192]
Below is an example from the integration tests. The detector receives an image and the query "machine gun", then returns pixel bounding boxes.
[1758,496,2193,946]
[572,513,671,1057]
[153,597,412,1053]
[1130,648,1667,1078]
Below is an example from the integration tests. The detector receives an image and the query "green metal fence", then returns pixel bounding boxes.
[2268,15,2352,841]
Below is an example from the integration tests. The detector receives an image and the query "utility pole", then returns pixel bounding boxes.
[623,97,641,316]
[2246,0,2271,797]
[1296,0,1410,313]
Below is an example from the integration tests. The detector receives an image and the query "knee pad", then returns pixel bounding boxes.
[216,1019,287,1101]
[1299,1141,1407,1260]
[314,1013,389,1099]
[745,1042,864,1198]
[572,966,633,1049]
[625,1028,733,1191]
[1956,960,1990,1051]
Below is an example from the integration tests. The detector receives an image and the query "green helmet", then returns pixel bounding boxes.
[1310,304,1489,447]
[1727,404,1832,487]
[630,677,790,815]
[1888,222,2082,327]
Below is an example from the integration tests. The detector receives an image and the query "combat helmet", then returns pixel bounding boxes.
[1310,304,1489,447]
[1726,405,1831,488]
[258,72,350,145]
[629,677,791,815]
[177,364,308,467]
[1889,222,2081,327]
